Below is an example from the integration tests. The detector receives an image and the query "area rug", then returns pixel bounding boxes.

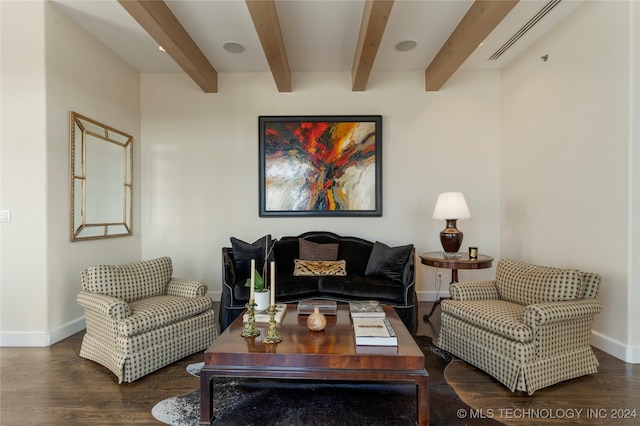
[152,336,500,426]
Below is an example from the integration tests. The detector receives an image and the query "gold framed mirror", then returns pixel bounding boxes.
[70,112,133,241]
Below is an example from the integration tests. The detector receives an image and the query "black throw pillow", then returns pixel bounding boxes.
[365,241,413,282]
[230,235,271,282]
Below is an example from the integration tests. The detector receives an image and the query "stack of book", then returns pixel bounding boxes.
[297,299,338,315]
[243,303,287,323]
[349,300,385,318]
[349,300,397,347]
[352,317,398,346]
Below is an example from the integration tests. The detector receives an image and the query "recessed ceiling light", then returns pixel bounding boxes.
[158,45,166,52]
[223,41,245,54]
[395,40,417,52]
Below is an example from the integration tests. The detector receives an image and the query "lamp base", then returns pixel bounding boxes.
[440,219,464,255]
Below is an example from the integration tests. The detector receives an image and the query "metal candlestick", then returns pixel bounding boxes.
[263,304,283,344]
[241,299,260,337]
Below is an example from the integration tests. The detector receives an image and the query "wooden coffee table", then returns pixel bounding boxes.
[200,304,429,425]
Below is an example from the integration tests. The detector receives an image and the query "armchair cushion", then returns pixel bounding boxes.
[84,257,172,302]
[495,258,583,305]
[441,299,532,343]
[117,295,212,336]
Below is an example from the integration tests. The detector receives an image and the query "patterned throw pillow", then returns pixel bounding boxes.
[293,259,347,276]
[298,238,339,261]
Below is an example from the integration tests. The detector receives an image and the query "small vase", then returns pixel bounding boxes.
[307,306,327,331]
[254,291,270,312]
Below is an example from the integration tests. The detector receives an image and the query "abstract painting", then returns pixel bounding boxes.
[259,116,382,217]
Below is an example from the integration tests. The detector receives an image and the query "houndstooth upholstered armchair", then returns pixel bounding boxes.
[437,258,601,395]
[77,257,217,383]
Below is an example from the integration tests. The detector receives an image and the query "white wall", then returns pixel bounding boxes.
[140,70,502,301]
[501,0,639,362]
[0,1,141,345]
[0,0,48,343]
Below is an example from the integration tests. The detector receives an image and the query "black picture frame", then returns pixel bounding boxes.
[259,115,382,217]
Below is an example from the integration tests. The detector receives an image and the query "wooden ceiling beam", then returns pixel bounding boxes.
[246,0,291,93]
[351,0,395,92]
[425,0,519,91]
[118,0,217,93]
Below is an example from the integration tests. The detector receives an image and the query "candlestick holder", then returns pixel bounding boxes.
[263,304,283,344]
[241,299,260,338]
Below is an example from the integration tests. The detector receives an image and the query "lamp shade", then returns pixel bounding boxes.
[432,192,471,220]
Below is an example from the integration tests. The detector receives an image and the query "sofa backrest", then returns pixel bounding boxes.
[495,258,593,305]
[82,257,172,302]
[274,231,374,276]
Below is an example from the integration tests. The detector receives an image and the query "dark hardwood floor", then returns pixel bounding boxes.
[1,302,637,425]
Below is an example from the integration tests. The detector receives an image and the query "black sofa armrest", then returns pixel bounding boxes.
[222,247,237,287]
[394,247,417,334]
[402,247,416,303]
[220,247,246,330]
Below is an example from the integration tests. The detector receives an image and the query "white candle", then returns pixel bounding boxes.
[250,259,255,300]
[270,261,276,306]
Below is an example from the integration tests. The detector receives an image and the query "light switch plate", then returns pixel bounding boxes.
[0,210,11,222]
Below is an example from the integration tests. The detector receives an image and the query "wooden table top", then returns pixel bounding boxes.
[204,304,425,372]
[420,252,493,270]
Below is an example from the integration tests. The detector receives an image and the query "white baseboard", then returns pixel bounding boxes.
[591,330,640,364]
[1,331,51,347]
[1,316,86,347]
[417,290,450,302]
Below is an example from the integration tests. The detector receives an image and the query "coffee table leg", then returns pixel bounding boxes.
[199,370,214,425]
[416,375,429,426]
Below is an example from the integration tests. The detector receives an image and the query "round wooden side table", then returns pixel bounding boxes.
[420,252,493,320]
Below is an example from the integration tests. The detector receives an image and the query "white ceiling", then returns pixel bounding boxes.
[51,0,582,78]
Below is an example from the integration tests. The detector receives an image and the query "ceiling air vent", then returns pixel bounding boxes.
[489,0,562,60]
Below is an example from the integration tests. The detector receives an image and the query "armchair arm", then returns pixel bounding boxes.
[166,278,208,298]
[450,280,500,301]
[524,299,602,326]
[76,291,130,321]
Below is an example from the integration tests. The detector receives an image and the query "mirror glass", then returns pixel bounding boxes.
[70,112,133,241]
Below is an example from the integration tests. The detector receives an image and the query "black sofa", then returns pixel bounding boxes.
[220,231,417,334]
